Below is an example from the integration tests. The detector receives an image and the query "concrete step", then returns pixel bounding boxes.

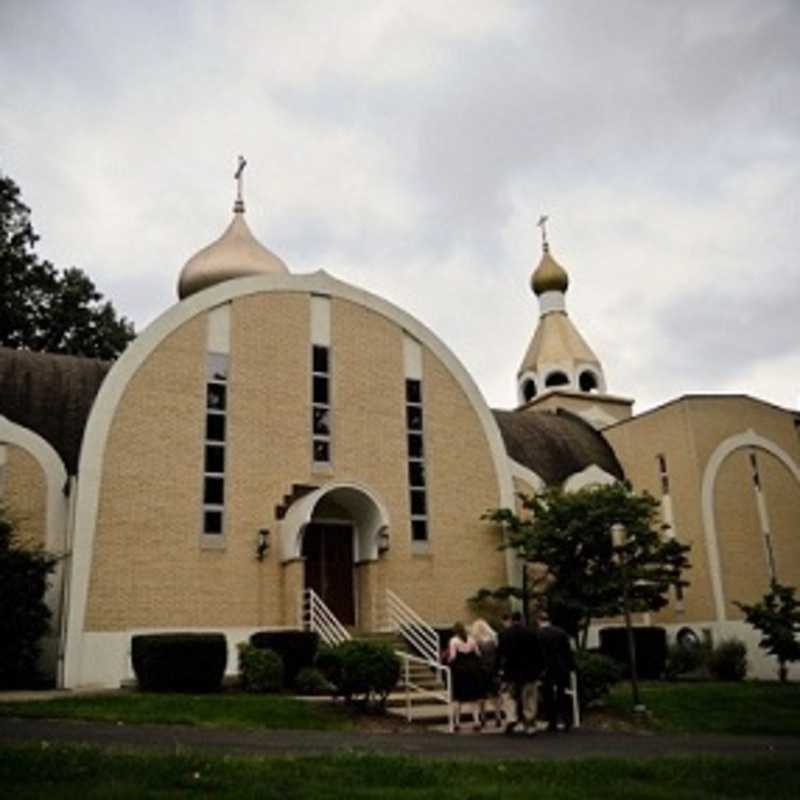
[386,703,452,724]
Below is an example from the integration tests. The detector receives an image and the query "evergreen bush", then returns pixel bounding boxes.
[598,626,668,679]
[318,640,400,709]
[294,666,334,695]
[707,638,748,681]
[131,633,227,692]
[574,650,623,709]
[238,644,284,693]
[0,508,56,689]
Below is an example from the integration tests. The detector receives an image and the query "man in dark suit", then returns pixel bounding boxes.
[497,611,542,735]
[536,611,575,732]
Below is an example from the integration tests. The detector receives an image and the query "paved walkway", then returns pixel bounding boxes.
[1,717,798,762]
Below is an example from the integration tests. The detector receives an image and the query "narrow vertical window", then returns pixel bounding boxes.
[656,453,670,494]
[312,345,332,466]
[406,378,429,543]
[203,353,228,536]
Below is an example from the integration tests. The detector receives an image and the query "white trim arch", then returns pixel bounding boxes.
[280,481,391,563]
[64,270,515,688]
[701,429,800,622]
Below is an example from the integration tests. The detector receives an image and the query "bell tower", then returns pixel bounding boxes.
[516,219,632,429]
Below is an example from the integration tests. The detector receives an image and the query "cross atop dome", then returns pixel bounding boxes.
[234,155,247,213]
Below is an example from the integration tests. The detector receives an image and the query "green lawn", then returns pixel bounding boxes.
[605,681,800,736]
[1,745,798,799]
[0,692,352,731]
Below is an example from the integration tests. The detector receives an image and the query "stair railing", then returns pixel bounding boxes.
[301,588,351,647]
[386,589,454,732]
[386,589,441,664]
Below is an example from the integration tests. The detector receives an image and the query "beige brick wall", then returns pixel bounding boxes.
[606,397,800,626]
[714,450,770,619]
[86,292,505,633]
[762,454,800,591]
[2,445,47,548]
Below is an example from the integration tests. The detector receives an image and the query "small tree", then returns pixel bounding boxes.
[735,582,800,683]
[0,507,56,688]
[479,484,691,647]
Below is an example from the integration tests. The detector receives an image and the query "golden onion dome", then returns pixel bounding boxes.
[177,211,289,300]
[530,247,569,296]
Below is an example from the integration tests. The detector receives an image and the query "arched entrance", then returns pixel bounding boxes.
[302,515,356,625]
[280,482,391,629]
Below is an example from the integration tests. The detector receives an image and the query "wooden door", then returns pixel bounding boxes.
[302,523,355,626]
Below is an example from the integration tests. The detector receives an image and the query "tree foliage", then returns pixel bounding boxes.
[0,507,57,688]
[736,582,800,683]
[0,172,135,359]
[479,484,691,646]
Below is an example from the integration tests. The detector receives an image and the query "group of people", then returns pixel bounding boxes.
[444,610,575,735]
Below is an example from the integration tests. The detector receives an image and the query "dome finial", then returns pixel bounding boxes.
[233,155,247,214]
[537,213,550,253]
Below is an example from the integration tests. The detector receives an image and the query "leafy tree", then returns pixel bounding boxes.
[0,172,135,359]
[0,507,57,688]
[478,484,691,647]
[735,582,800,683]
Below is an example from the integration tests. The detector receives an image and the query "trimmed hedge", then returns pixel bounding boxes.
[598,626,667,680]
[250,631,319,687]
[131,633,227,692]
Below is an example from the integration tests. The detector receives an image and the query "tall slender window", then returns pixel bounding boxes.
[312,345,331,466]
[203,353,228,536]
[656,453,670,494]
[405,378,428,542]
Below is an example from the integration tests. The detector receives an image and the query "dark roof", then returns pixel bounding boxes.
[0,347,110,475]
[492,407,625,486]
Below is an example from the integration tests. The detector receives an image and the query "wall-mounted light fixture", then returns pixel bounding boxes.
[377,527,390,553]
[257,528,270,561]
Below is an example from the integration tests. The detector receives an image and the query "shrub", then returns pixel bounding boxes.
[131,633,227,692]
[250,631,319,686]
[708,638,747,681]
[319,640,400,710]
[316,645,344,690]
[238,644,284,693]
[598,626,668,679]
[0,508,56,689]
[574,650,623,709]
[665,641,708,680]
[294,666,334,696]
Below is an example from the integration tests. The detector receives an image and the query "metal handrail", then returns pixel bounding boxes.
[386,589,440,663]
[396,650,454,733]
[301,588,351,646]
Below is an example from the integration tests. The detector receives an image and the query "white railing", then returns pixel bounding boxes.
[397,650,454,732]
[300,588,351,646]
[386,589,441,664]
[386,589,454,731]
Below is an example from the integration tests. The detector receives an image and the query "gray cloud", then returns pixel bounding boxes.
[1,0,798,411]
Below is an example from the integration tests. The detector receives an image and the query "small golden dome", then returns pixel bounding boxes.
[530,248,569,295]
[177,212,289,300]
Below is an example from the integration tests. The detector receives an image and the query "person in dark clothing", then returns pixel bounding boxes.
[497,611,542,735]
[536,611,575,732]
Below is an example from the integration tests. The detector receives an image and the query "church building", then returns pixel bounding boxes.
[1,171,798,687]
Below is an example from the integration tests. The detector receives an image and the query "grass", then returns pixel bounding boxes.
[605,680,800,736]
[1,744,798,799]
[0,691,352,732]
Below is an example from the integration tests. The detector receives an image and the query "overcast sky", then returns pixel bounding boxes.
[2,0,798,413]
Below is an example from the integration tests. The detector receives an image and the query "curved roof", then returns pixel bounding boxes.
[0,347,110,475]
[492,407,624,486]
[177,212,289,299]
[531,250,569,295]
